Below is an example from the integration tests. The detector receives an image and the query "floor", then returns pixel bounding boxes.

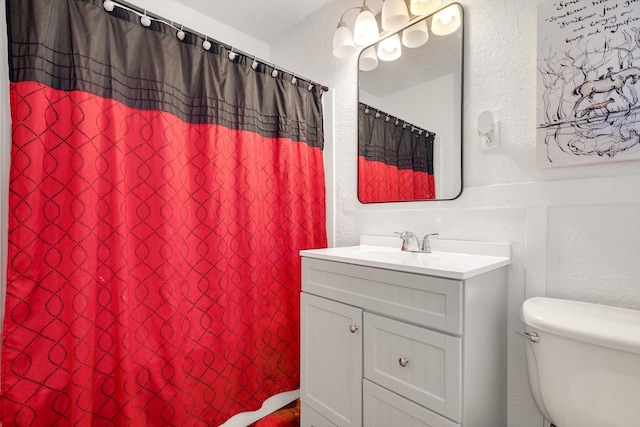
[250,399,300,427]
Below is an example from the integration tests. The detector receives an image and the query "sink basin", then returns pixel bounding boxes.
[300,241,511,280]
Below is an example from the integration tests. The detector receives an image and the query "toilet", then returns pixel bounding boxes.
[520,297,640,427]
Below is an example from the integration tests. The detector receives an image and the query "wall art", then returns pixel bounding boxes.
[537,0,640,167]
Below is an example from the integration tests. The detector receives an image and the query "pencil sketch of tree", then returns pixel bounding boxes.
[537,0,640,167]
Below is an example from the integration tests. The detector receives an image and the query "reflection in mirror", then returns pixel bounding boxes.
[358,3,463,203]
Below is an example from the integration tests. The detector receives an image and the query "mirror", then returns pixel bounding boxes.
[358,3,463,203]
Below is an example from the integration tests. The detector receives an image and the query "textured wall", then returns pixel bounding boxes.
[268,1,640,426]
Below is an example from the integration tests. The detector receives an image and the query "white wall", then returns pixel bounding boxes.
[268,0,640,426]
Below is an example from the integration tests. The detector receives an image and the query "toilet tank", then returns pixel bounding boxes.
[521,297,640,427]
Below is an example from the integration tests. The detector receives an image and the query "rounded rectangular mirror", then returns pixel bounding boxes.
[358,2,463,203]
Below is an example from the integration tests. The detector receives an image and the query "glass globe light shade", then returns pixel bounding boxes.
[377,34,402,61]
[402,19,429,48]
[410,0,442,16]
[431,4,461,36]
[359,46,379,71]
[382,0,410,31]
[353,6,379,46]
[333,23,356,58]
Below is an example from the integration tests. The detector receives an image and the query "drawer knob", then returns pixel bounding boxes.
[398,357,409,367]
[349,324,359,333]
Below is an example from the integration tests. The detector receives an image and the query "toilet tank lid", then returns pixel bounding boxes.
[521,297,640,355]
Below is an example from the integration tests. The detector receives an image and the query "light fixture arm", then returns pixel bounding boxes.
[338,6,361,25]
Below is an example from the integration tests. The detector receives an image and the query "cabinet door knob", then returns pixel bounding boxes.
[349,324,359,333]
[398,357,409,367]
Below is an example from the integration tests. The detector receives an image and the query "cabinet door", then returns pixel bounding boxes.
[301,293,363,427]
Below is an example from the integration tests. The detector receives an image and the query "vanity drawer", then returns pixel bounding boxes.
[363,312,462,422]
[302,258,462,334]
[301,403,338,427]
[363,380,460,427]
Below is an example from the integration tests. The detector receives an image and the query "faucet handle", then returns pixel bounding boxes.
[394,231,410,250]
[394,231,419,251]
[421,233,440,253]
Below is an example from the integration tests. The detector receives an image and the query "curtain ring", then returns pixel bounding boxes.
[228,47,237,61]
[140,10,151,27]
[307,83,314,91]
[176,24,185,41]
[291,75,297,84]
[251,56,259,70]
[271,67,279,78]
[202,36,211,51]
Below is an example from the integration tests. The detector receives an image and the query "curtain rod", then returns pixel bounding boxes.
[101,0,330,93]
[360,102,434,136]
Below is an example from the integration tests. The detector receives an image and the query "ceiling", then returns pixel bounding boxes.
[172,0,335,42]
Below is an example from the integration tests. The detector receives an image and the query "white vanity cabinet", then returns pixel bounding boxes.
[300,242,509,427]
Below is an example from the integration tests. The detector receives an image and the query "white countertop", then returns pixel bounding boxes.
[300,236,511,280]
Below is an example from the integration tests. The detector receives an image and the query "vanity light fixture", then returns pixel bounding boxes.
[333,21,357,58]
[377,33,402,61]
[353,4,379,46]
[401,18,429,48]
[333,0,460,63]
[431,3,461,36]
[359,46,379,71]
[409,0,442,16]
[332,7,359,59]
[381,0,410,31]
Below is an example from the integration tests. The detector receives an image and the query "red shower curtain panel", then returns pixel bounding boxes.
[3,1,327,425]
[358,103,435,202]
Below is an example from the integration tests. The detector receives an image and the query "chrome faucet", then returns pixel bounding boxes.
[395,231,439,253]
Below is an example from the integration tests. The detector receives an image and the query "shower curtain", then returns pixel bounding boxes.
[358,103,435,202]
[3,0,327,425]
